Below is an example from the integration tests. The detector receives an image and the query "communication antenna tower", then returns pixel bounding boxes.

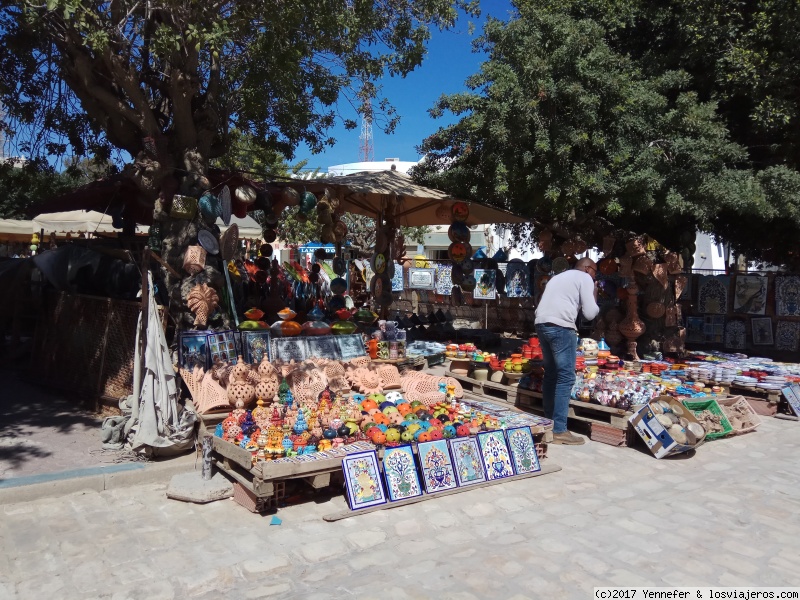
[359,112,374,162]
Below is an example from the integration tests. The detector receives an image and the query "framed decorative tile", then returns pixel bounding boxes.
[751,317,774,346]
[391,262,404,292]
[775,276,800,316]
[342,451,386,511]
[241,331,272,363]
[382,445,423,501]
[697,276,729,314]
[206,330,240,364]
[505,427,541,475]
[408,268,435,290]
[724,319,747,350]
[505,260,530,298]
[703,315,725,344]
[178,331,209,370]
[775,321,800,352]
[733,275,768,315]
[473,269,496,300]
[417,440,458,494]
[448,437,487,487]
[476,430,515,480]
[435,263,453,296]
[686,317,705,344]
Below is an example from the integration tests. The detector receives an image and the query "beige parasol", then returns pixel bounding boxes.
[292,170,529,227]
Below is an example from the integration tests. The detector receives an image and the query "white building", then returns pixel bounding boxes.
[327,158,420,176]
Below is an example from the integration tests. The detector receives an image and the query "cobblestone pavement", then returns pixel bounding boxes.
[2,417,800,600]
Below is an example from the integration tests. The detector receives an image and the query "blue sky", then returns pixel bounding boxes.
[292,2,516,172]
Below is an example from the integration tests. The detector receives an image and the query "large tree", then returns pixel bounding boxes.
[415,0,800,266]
[0,0,474,325]
[0,0,475,198]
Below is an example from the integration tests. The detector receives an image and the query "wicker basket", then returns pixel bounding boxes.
[170,194,198,220]
[716,395,761,435]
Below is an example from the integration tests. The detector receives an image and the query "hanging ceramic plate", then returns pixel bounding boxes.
[263,228,277,243]
[331,277,347,295]
[333,257,346,275]
[370,273,390,300]
[371,252,388,275]
[460,258,475,275]
[198,229,219,255]
[448,221,471,243]
[552,256,569,274]
[448,242,471,263]
[220,186,232,226]
[264,210,278,226]
[259,244,273,258]
[537,255,553,273]
[451,201,470,222]
[460,275,476,292]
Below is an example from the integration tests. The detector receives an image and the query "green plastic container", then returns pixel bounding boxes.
[682,399,734,440]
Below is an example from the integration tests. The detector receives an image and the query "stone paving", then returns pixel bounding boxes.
[2,417,800,599]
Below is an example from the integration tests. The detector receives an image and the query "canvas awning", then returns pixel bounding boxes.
[294,170,529,227]
[33,210,147,235]
[0,218,34,242]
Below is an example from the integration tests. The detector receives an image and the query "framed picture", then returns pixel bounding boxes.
[751,317,774,346]
[733,275,768,315]
[178,331,208,370]
[685,317,705,344]
[382,445,423,501]
[207,329,239,364]
[473,269,497,300]
[448,438,487,487]
[476,430,515,480]
[408,267,435,290]
[784,385,800,417]
[417,440,458,494]
[241,331,272,364]
[342,451,387,511]
[505,427,541,475]
[391,262,404,292]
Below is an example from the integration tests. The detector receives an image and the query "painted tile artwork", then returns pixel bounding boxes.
[505,260,530,298]
[751,317,774,346]
[417,440,458,494]
[473,269,497,300]
[435,263,453,296]
[697,276,730,314]
[382,445,423,501]
[724,319,747,350]
[342,451,386,511]
[733,275,768,315]
[391,262,404,292]
[775,321,800,352]
[505,427,541,475]
[477,430,515,480]
[686,317,705,344]
[775,276,800,317]
[448,438,487,487]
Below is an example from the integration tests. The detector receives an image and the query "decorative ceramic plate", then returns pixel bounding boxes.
[220,185,232,226]
[198,229,219,255]
[552,256,569,274]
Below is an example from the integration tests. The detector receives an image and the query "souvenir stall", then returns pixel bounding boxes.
[166,170,569,514]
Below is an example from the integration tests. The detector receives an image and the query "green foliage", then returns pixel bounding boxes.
[0,0,477,181]
[414,2,800,266]
[0,158,81,219]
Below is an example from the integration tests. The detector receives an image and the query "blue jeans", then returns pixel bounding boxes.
[535,324,577,434]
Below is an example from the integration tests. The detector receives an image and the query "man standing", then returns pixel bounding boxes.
[534,257,600,445]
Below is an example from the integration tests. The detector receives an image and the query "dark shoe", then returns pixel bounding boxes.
[551,432,586,445]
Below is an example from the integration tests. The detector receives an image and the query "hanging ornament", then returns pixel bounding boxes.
[263,228,277,243]
[333,257,346,275]
[330,278,347,295]
[451,201,469,222]
[235,185,257,206]
[448,221,471,243]
[448,242,471,264]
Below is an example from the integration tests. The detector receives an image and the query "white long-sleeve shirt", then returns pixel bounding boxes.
[534,269,599,330]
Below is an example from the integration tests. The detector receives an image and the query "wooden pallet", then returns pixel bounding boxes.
[323,463,562,521]
[445,370,519,405]
[516,388,633,430]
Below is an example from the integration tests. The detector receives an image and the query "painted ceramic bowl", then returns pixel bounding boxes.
[270,320,302,337]
[331,320,358,335]
[302,321,331,336]
[277,308,297,321]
